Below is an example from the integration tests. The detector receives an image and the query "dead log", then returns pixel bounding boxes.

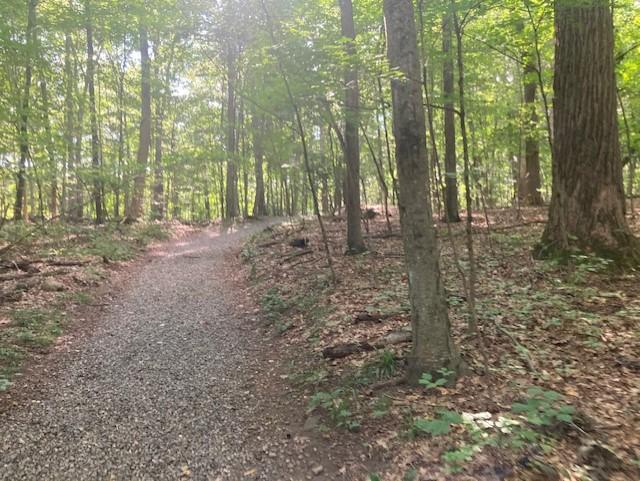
[45,259,91,267]
[322,342,374,360]
[353,311,397,324]
[257,240,280,248]
[373,329,412,348]
[289,238,310,248]
[281,249,313,264]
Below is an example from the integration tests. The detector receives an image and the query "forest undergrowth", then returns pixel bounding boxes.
[243,208,640,481]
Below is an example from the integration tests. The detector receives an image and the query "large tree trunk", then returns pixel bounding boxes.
[383,0,460,384]
[252,114,268,216]
[14,0,37,221]
[339,0,366,253]
[127,24,152,222]
[72,42,86,222]
[225,49,240,219]
[40,78,57,219]
[61,31,74,220]
[521,55,543,206]
[86,2,104,224]
[151,38,177,221]
[442,11,460,223]
[539,0,638,263]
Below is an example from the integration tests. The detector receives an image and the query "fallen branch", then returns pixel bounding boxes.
[322,342,374,359]
[494,322,537,373]
[280,249,313,264]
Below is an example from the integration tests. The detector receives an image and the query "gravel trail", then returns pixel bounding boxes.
[0,222,352,481]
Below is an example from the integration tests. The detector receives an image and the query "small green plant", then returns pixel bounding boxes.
[442,446,476,473]
[260,288,289,324]
[10,308,62,347]
[419,368,454,390]
[291,368,328,387]
[511,387,575,426]
[371,396,391,418]
[565,253,613,284]
[373,350,397,379]
[403,467,417,481]
[0,376,10,391]
[240,243,257,263]
[412,409,463,436]
[308,388,360,431]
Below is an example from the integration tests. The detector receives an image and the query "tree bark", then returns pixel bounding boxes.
[442,11,461,223]
[225,48,240,219]
[61,30,74,220]
[127,24,152,222]
[539,0,638,263]
[86,2,104,224]
[14,0,38,221]
[339,0,366,253]
[383,0,460,384]
[521,54,543,206]
[252,114,268,216]
[151,37,177,221]
[39,78,57,219]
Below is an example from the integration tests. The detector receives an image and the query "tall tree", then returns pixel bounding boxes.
[127,23,152,222]
[224,45,240,219]
[442,9,461,223]
[86,0,104,224]
[539,0,638,262]
[339,0,366,253]
[151,36,178,221]
[252,113,267,216]
[520,51,543,206]
[14,0,38,221]
[383,0,461,384]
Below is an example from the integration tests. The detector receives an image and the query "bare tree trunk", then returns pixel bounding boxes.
[113,50,127,220]
[442,11,461,222]
[14,0,37,221]
[521,54,543,206]
[40,78,58,219]
[383,0,460,384]
[127,24,151,222]
[539,0,638,263]
[86,2,104,224]
[151,38,176,221]
[224,48,240,219]
[252,114,267,216]
[338,0,366,253]
[61,31,75,220]
[72,42,86,222]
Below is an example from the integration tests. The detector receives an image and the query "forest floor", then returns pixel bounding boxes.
[242,207,640,481]
[0,220,374,480]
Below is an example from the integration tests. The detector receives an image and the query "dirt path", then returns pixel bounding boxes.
[0,222,367,481]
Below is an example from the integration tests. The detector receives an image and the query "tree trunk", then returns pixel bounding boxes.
[339,0,366,253]
[521,55,543,206]
[539,0,638,263]
[383,0,460,384]
[14,0,37,221]
[86,2,104,224]
[40,78,58,219]
[72,43,86,222]
[127,24,152,222]
[151,39,176,221]
[225,49,240,219]
[252,114,267,216]
[442,11,461,223]
[61,31,75,220]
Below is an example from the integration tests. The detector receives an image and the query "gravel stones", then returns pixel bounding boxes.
[0,223,343,481]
